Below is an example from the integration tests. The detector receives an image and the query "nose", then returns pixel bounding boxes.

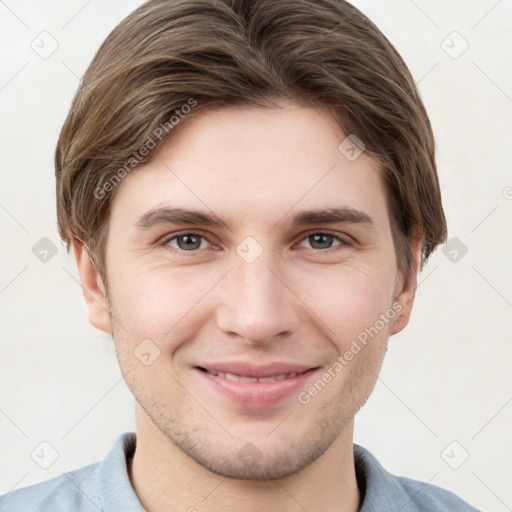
[215,246,300,345]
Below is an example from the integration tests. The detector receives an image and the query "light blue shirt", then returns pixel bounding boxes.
[0,432,481,511]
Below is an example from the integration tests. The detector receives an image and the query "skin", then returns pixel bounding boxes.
[72,100,422,512]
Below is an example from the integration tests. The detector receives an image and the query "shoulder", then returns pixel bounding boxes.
[353,443,481,512]
[0,462,101,512]
[0,432,137,512]
[396,475,482,511]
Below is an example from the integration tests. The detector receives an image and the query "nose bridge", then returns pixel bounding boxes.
[216,237,299,344]
[237,247,279,303]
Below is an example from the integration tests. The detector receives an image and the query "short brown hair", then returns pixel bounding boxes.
[55,0,447,285]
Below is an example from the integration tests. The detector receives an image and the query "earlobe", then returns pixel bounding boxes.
[389,237,423,336]
[71,238,112,334]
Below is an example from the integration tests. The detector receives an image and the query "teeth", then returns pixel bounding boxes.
[205,369,299,382]
[258,376,277,382]
[239,375,259,383]
[226,372,246,382]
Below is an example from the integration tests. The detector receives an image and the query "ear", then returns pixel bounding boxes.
[388,236,423,336]
[71,238,112,334]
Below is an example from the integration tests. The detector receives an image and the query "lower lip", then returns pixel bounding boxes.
[194,367,319,407]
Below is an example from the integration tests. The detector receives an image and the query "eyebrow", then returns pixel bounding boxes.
[134,206,373,231]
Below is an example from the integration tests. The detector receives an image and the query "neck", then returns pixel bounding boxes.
[129,405,361,512]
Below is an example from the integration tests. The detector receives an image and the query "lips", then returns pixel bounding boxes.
[194,361,320,406]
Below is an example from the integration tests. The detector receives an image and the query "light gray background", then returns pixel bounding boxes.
[1,1,511,510]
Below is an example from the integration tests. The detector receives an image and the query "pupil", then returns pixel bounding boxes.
[180,235,199,250]
[313,234,331,248]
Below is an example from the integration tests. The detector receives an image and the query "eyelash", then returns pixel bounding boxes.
[158,230,352,255]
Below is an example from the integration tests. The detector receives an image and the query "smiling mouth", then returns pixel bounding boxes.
[197,366,307,383]
[194,365,321,406]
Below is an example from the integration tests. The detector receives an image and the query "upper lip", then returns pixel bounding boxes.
[196,361,318,378]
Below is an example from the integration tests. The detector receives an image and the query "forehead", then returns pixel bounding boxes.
[109,103,390,231]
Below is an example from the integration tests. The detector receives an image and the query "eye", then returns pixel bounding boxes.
[297,232,351,251]
[162,232,213,252]
[159,230,351,254]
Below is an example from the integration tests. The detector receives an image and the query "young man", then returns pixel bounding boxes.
[0,0,480,510]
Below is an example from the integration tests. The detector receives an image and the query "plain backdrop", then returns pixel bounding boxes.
[0,1,511,510]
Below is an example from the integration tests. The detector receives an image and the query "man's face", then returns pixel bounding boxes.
[81,101,419,480]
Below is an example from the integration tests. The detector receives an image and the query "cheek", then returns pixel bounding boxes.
[107,260,222,346]
[298,261,396,346]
